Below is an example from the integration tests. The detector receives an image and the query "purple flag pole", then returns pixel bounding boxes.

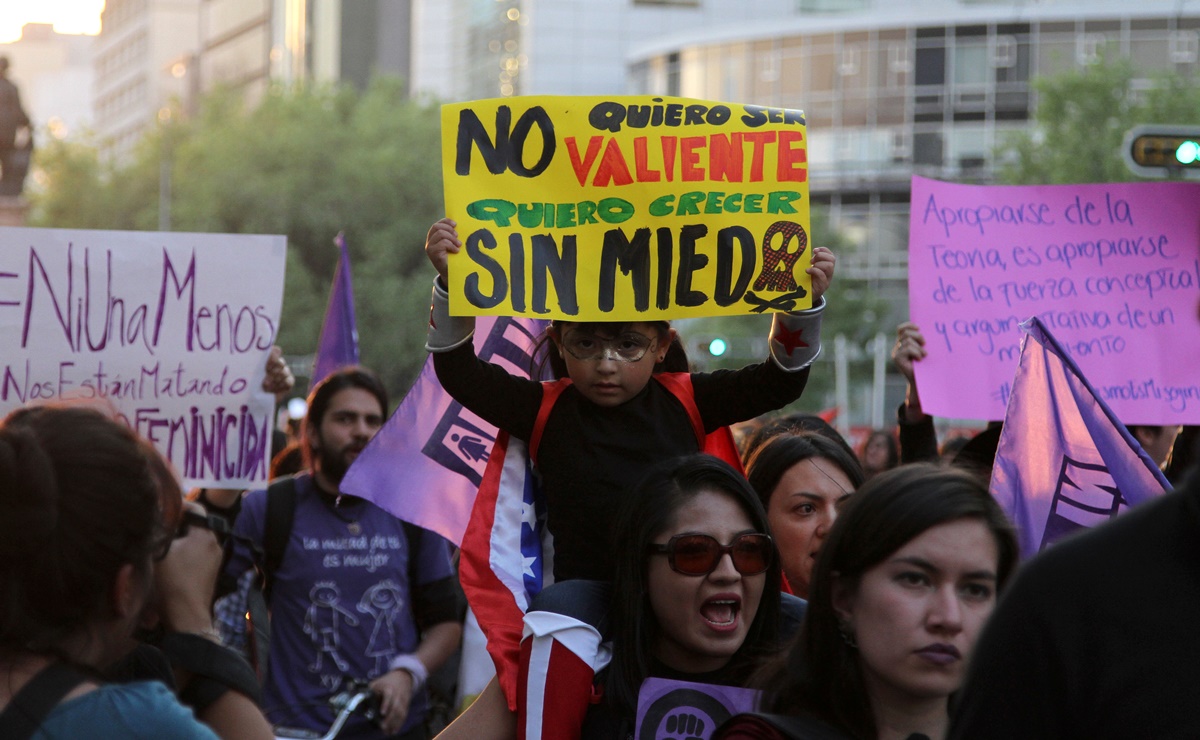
[990,316,1170,559]
[309,232,360,391]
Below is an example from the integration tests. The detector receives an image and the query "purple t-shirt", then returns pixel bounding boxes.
[227,474,455,738]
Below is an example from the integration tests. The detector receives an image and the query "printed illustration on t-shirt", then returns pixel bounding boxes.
[304,581,360,672]
[357,579,407,674]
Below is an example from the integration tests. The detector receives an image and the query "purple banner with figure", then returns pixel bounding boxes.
[909,177,1200,424]
[0,226,286,488]
[340,315,548,545]
[633,678,758,740]
[990,317,1171,559]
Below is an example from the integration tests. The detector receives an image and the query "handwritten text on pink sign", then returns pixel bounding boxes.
[908,177,1200,424]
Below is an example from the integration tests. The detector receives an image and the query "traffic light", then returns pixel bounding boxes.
[1123,125,1200,179]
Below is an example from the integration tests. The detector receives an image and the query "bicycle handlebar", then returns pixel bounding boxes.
[273,679,382,740]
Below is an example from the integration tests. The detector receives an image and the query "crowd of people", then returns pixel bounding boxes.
[1,217,1196,740]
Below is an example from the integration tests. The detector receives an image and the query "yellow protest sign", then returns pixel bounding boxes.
[441,95,811,320]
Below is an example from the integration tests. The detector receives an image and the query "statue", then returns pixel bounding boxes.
[0,55,33,198]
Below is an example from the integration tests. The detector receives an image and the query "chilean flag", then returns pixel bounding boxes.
[457,430,555,708]
[342,316,552,707]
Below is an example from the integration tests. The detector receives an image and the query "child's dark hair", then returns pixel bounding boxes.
[532,320,690,379]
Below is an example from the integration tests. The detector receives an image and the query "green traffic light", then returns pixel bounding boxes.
[1176,140,1200,165]
[1124,126,1200,177]
[708,338,727,356]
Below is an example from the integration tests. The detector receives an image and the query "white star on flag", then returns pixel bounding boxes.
[521,555,537,578]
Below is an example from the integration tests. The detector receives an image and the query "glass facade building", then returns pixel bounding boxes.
[627,2,1200,316]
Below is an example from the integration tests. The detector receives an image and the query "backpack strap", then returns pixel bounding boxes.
[262,475,299,602]
[655,373,746,474]
[245,475,298,681]
[528,378,574,465]
[527,373,743,474]
[402,520,421,596]
[0,663,89,740]
[654,373,706,447]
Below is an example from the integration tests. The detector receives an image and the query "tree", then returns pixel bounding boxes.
[998,56,1200,184]
[28,79,445,398]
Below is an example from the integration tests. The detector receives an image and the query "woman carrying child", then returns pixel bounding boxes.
[424,217,835,739]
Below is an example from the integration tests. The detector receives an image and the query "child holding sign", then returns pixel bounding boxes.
[424,217,834,739]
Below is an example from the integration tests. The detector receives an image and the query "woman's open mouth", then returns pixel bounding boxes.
[700,596,742,631]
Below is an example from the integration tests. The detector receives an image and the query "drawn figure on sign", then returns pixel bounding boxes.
[304,581,359,672]
[1039,456,1124,551]
[357,579,406,675]
[753,221,809,292]
[451,432,491,463]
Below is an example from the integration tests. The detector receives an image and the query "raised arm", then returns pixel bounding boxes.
[891,322,938,463]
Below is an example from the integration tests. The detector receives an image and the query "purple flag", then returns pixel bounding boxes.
[990,317,1170,559]
[340,316,549,545]
[309,233,360,391]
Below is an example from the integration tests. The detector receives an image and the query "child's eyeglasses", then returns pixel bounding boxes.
[647,533,774,576]
[561,331,655,363]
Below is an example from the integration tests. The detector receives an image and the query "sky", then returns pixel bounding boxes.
[0,1,105,44]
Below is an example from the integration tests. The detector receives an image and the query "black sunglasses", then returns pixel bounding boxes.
[647,533,774,577]
[154,510,261,561]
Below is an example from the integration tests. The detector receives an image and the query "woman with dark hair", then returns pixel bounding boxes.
[746,432,865,598]
[580,454,786,737]
[435,454,795,740]
[715,463,1018,740]
[740,414,856,464]
[0,404,270,739]
[858,431,899,480]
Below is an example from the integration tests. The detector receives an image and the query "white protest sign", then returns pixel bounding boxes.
[0,227,287,488]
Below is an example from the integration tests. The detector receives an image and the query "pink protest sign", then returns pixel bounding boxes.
[0,226,287,489]
[908,176,1200,424]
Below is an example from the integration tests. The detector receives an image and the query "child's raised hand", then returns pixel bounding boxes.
[807,246,836,302]
[425,217,461,282]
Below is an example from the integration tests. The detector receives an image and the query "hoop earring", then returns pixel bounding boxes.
[838,621,857,649]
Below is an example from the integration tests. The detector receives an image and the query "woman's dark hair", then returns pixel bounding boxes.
[741,413,857,464]
[532,320,690,379]
[270,439,306,479]
[745,431,866,512]
[0,404,173,660]
[605,454,783,715]
[302,366,389,470]
[859,429,900,472]
[757,463,1019,738]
